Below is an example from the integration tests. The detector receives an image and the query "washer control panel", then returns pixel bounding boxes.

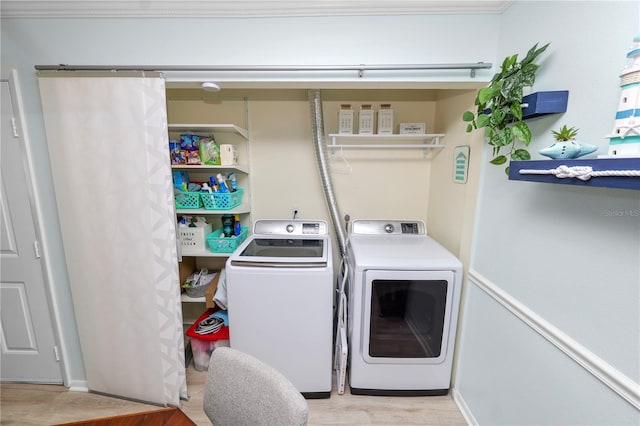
[351,220,426,235]
[254,219,328,236]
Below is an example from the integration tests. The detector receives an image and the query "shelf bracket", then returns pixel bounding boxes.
[424,135,441,158]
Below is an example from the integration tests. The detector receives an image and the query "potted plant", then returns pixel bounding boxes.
[462,42,550,174]
[538,124,597,159]
[551,124,579,141]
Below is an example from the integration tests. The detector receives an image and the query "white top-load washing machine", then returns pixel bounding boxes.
[225,219,333,398]
[346,220,463,396]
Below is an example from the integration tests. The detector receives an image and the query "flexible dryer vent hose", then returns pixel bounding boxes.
[308,89,347,257]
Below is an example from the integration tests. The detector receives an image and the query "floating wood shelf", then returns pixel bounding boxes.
[508,158,640,191]
[521,90,569,119]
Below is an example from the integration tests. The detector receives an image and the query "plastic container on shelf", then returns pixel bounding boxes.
[206,227,249,253]
[200,188,244,210]
[179,223,213,254]
[183,269,217,298]
[186,308,230,371]
[184,282,210,298]
[175,191,203,209]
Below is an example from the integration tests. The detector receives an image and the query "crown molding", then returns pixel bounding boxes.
[1,1,513,19]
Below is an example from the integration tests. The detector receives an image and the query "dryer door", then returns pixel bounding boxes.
[362,269,454,364]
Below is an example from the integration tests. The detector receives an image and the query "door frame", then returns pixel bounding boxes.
[1,69,71,387]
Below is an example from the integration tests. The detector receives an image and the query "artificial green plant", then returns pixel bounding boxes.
[551,124,579,141]
[463,42,550,174]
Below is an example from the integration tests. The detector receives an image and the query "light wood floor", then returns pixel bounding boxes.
[1,365,467,425]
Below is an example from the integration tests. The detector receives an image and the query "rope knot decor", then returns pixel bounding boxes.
[553,165,594,180]
[519,165,640,181]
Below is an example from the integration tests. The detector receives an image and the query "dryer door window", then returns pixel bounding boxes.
[362,270,454,364]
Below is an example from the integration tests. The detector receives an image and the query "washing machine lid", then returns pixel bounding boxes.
[230,219,331,268]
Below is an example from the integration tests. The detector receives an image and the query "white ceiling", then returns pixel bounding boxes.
[1,0,513,18]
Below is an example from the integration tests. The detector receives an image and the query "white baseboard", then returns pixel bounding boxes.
[452,387,478,426]
[468,270,640,410]
[67,381,89,392]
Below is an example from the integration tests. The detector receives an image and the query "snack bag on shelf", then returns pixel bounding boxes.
[186,150,201,165]
[200,138,221,165]
[180,134,200,151]
[169,140,186,165]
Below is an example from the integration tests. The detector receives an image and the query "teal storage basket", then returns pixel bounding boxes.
[206,227,249,253]
[200,188,244,210]
[175,191,203,209]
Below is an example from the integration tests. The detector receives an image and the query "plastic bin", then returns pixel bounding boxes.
[206,227,249,253]
[183,269,217,298]
[186,308,230,371]
[200,188,244,210]
[175,191,203,209]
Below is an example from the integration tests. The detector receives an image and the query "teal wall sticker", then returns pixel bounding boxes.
[453,145,470,184]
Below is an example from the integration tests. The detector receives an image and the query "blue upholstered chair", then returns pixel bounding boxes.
[203,347,308,426]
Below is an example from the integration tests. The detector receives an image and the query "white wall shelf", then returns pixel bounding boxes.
[327,133,445,156]
[170,118,251,314]
[171,164,250,174]
[180,249,234,258]
[168,123,249,140]
[181,294,206,303]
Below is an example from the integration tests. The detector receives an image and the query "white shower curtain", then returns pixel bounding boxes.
[38,72,188,406]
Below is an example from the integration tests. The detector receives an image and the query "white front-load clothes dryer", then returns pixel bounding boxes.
[225,219,333,398]
[346,220,463,396]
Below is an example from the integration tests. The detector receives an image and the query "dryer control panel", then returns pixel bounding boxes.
[253,219,328,236]
[351,220,426,235]
[400,222,421,234]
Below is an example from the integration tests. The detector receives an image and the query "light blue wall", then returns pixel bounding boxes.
[458,284,640,425]
[4,5,638,422]
[1,11,500,387]
[455,1,640,424]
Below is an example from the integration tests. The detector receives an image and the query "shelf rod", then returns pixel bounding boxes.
[35,62,492,78]
[328,133,445,137]
[328,144,445,149]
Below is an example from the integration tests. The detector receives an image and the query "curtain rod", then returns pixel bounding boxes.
[35,62,492,78]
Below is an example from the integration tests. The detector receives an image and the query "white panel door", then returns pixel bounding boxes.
[0,78,62,383]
